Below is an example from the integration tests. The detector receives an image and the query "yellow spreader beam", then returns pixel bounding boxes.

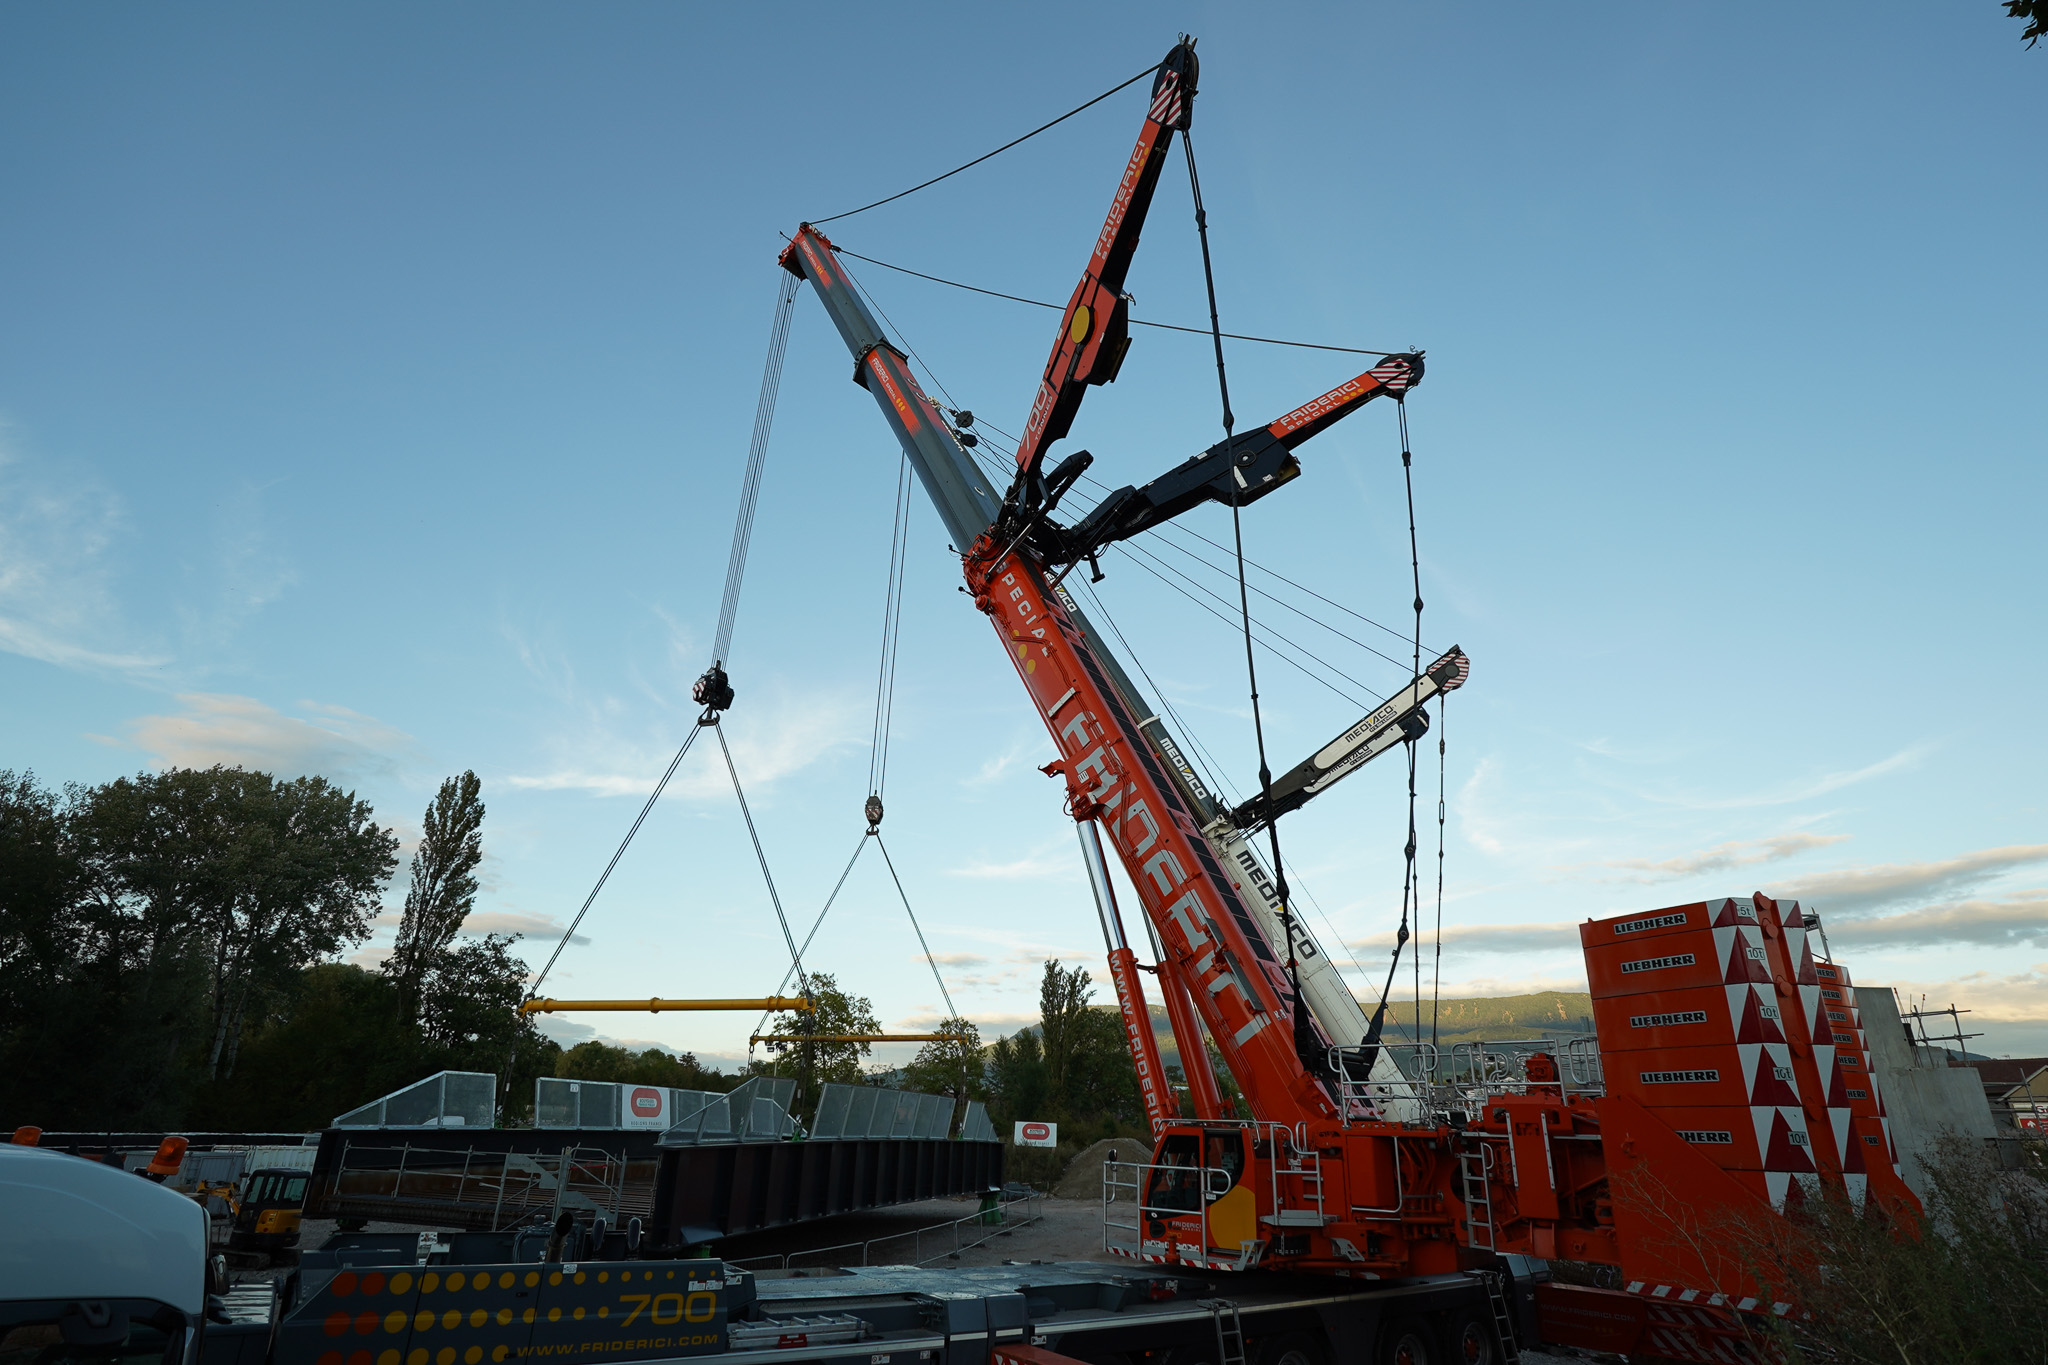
[750,1033,971,1045]
[519,996,815,1016]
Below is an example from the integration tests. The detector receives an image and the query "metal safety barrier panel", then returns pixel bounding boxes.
[274,1264,732,1365]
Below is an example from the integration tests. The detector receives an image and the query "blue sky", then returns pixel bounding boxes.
[4,4,2043,1073]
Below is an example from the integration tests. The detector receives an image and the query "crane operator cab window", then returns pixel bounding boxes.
[1143,1128,1255,1257]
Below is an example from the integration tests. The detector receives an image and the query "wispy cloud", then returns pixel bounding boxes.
[962,737,1043,788]
[1764,845,2048,916]
[1626,744,1932,811]
[1348,920,1580,956]
[945,837,1079,883]
[1887,961,2048,1023]
[126,692,411,780]
[1574,831,1850,882]
[462,909,590,946]
[505,682,860,800]
[0,444,169,675]
[1821,893,2048,951]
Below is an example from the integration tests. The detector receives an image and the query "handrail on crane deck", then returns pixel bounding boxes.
[518,997,814,1016]
[749,1033,973,1045]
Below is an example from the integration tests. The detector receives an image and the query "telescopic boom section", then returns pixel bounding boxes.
[1012,42,1197,493]
[779,220,1330,1127]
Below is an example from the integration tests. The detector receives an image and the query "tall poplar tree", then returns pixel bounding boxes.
[386,771,485,1023]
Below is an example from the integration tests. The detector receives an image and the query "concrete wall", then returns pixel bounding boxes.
[1862,986,1998,1199]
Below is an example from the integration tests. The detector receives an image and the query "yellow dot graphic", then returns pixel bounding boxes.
[437,1350,455,1365]
[492,1350,508,1364]
[413,1312,434,1332]
[408,1351,428,1365]
[379,1351,400,1365]
[464,1350,482,1365]
[497,1273,513,1290]
[495,1309,511,1327]
[573,1308,585,1321]
[521,1310,534,1325]
[420,1275,439,1294]
[446,1274,466,1292]
[596,1272,608,1284]
[547,1273,561,1287]
[468,1310,485,1329]
[440,1311,459,1331]
[598,1309,608,1319]
[547,1308,561,1323]
[383,1312,407,1335]
[389,1274,413,1295]
[572,1272,585,1285]
[522,1273,539,1289]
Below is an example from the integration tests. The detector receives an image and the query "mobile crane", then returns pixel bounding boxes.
[8,40,1920,1365]
[775,36,1919,1361]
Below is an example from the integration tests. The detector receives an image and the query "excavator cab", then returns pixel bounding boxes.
[1140,1126,1259,1266]
[228,1167,307,1260]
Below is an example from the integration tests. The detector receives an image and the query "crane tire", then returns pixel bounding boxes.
[1375,1317,1435,1365]
[1437,1308,1497,1365]
[1251,1330,1328,1365]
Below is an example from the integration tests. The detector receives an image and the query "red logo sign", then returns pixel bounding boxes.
[1021,1122,1051,1142]
[630,1087,662,1116]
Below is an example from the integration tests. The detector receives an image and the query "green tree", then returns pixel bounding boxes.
[763,972,879,1118]
[2009,0,2045,48]
[1034,959,1096,1106]
[386,772,485,1023]
[899,1016,985,1126]
[193,772,399,1078]
[557,1041,734,1092]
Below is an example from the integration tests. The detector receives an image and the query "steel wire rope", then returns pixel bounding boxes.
[983,438,1379,1004]
[954,432,1392,708]
[529,721,707,997]
[850,265,1396,1020]
[1363,401,1425,1057]
[715,271,803,669]
[1114,539,1384,700]
[1430,690,1448,1051]
[715,720,809,993]
[829,244,1397,357]
[811,64,1160,225]
[856,298,1428,687]
[869,454,914,801]
[875,833,957,1020]
[529,270,800,1000]
[964,410,1429,658]
[751,832,871,1045]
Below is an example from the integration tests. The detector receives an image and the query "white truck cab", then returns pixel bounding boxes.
[1,1144,213,1365]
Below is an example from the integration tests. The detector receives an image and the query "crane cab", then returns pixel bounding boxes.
[1123,1126,1263,1269]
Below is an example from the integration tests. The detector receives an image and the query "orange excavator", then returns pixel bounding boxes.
[775,37,1916,1360]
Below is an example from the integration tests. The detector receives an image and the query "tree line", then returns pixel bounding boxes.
[1,762,1164,1143]
[0,765,555,1130]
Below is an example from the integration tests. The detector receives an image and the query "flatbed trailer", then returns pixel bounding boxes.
[220,1232,1545,1365]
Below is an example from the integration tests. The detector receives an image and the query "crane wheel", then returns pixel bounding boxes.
[1251,1332,1327,1365]
[1374,1318,1434,1365]
[1436,1308,1496,1365]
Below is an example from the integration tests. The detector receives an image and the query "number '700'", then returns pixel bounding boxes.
[617,1294,717,1327]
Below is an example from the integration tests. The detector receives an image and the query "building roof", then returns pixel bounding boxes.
[1959,1057,2048,1095]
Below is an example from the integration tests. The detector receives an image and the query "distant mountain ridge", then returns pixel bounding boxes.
[1047,990,1598,1063]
